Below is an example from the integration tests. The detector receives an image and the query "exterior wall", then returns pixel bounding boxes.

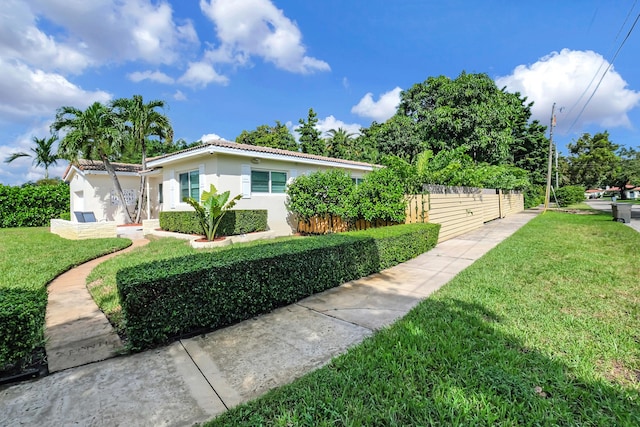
[69,172,140,224]
[50,219,117,240]
[160,153,369,235]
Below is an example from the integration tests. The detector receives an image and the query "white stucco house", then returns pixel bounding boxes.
[63,160,143,223]
[63,139,376,234]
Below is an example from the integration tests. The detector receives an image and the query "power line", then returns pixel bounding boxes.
[567,11,640,133]
[566,1,637,119]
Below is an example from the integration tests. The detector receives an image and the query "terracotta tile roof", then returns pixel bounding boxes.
[63,159,142,180]
[147,139,377,168]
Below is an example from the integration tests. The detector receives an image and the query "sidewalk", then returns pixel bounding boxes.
[0,210,538,427]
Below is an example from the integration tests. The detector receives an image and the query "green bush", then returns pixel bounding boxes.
[555,185,586,207]
[117,223,440,350]
[524,185,545,209]
[159,210,268,237]
[286,169,355,221]
[0,183,70,228]
[0,288,47,369]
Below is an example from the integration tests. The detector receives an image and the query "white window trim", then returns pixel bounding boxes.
[251,169,288,195]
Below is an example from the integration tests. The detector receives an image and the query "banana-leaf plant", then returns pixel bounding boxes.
[183,184,242,241]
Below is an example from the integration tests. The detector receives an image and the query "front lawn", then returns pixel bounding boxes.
[206,211,640,426]
[0,228,130,369]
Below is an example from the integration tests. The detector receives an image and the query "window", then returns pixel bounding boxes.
[352,177,364,186]
[158,183,163,204]
[179,170,199,201]
[251,170,287,193]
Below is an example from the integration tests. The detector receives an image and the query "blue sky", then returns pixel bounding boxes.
[1,0,639,185]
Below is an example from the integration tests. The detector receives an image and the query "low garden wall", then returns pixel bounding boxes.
[50,219,117,240]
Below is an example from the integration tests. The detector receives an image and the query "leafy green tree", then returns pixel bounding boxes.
[53,102,134,223]
[566,132,619,189]
[346,167,407,223]
[512,120,549,186]
[396,72,540,164]
[611,147,640,199]
[112,95,173,223]
[183,184,241,241]
[236,121,298,151]
[297,108,324,155]
[361,116,427,164]
[4,135,60,179]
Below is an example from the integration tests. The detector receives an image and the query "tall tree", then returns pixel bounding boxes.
[360,115,427,164]
[112,95,173,223]
[4,134,60,179]
[324,127,357,159]
[511,120,549,186]
[396,72,539,164]
[611,147,640,199]
[235,121,298,151]
[53,102,134,223]
[297,108,324,155]
[566,131,619,189]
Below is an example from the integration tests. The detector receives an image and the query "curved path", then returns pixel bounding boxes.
[45,238,149,373]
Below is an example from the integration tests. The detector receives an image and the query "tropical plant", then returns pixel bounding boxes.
[53,102,134,223]
[183,184,241,241]
[324,127,357,159]
[4,135,60,179]
[112,95,173,223]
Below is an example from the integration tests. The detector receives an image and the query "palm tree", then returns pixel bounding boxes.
[4,135,60,179]
[112,95,173,223]
[325,127,357,159]
[53,102,134,223]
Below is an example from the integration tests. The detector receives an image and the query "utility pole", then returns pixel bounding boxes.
[555,139,559,189]
[544,103,556,211]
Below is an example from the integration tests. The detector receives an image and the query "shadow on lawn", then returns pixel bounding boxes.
[209,297,640,426]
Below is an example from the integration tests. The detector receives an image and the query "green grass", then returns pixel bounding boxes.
[0,228,130,292]
[205,212,640,426]
[87,235,302,334]
[0,227,130,367]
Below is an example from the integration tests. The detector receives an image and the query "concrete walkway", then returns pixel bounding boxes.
[45,238,150,372]
[0,210,538,427]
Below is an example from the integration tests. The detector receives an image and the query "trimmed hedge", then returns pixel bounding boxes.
[117,222,440,350]
[0,183,70,228]
[0,288,47,370]
[159,210,268,237]
[555,185,586,207]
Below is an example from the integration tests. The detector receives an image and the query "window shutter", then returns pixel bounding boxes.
[241,164,251,198]
[199,164,205,198]
[169,170,176,208]
[288,169,297,185]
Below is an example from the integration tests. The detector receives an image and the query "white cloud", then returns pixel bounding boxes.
[173,90,187,101]
[26,0,199,67]
[200,133,224,142]
[178,61,229,87]
[317,116,362,137]
[128,70,175,84]
[496,48,640,134]
[0,58,111,123]
[351,87,402,122]
[199,0,330,74]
